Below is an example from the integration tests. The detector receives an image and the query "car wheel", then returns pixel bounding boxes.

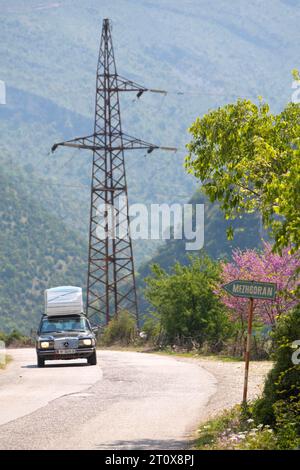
[87,351,97,366]
[37,356,45,368]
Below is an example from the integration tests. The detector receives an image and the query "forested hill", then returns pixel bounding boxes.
[0,0,298,265]
[0,0,298,331]
[137,190,264,293]
[0,165,263,333]
[0,162,86,333]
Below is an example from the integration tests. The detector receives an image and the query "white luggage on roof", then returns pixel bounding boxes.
[44,286,83,317]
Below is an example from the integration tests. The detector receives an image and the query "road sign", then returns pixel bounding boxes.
[222,280,276,300]
[222,279,277,403]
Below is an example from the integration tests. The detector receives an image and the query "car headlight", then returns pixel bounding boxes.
[79,338,94,347]
[40,341,50,349]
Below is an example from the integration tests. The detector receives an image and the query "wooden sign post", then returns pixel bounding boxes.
[222,280,277,403]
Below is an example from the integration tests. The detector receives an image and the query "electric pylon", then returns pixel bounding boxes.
[52,18,176,326]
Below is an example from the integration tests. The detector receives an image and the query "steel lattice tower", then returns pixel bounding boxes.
[52,19,176,326]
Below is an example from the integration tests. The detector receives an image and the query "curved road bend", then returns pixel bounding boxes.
[0,349,217,450]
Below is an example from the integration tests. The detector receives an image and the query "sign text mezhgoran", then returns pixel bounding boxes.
[222,280,277,300]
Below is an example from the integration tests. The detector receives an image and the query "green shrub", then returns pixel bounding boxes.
[141,312,165,345]
[100,311,137,346]
[144,255,232,350]
[196,401,299,450]
[253,305,300,427]
[0,329,33,347]
[0,331,6,343]
[240,427,278,450]
[272,399,300,449]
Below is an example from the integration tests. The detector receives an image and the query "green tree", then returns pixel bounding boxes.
[186,96,300,253]
[144,255,231,350]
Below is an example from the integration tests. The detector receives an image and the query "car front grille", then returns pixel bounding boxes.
[54,337,79,350]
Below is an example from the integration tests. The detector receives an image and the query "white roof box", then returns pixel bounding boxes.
[45,286,83,317]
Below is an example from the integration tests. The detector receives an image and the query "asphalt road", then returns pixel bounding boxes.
[0,348,216,450]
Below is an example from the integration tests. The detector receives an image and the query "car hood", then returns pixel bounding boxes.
[38,330,94,340]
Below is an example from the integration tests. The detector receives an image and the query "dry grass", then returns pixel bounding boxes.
[0,355,12,371]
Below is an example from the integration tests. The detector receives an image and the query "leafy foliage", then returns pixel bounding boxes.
[217,242,300,325]
[195,403,297,450]
[100,311,137,346]
[186,99,300,252]
[137,189,263,315]
[253,305,300,435]
[1,0,299,265]
[144,254,232,350]
[1,1,299,333]
[0,329,32,347]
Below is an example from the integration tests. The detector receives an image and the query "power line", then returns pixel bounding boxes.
[32,181,90,190]
[136,86,280,101]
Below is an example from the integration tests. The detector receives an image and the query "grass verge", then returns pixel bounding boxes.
[151,350,244,361]
[0,354,12,370]
[195,403,299,450]
[97,344,245,362]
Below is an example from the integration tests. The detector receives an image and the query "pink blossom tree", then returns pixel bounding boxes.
[217,242,299,327]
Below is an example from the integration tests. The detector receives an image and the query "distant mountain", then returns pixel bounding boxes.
[0,0,298,266]
[136,190,265,313]
[0,0,298,330]
[0,161,87,333]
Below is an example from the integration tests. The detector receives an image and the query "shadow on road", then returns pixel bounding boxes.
[22,362,88,369]
[96,438,195,450]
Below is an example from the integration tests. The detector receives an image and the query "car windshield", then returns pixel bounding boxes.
[40,317,90,333]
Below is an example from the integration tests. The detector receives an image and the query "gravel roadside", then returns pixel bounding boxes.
[174,356,272,424]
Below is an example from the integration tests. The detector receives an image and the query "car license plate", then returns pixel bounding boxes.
[58,349,76,355]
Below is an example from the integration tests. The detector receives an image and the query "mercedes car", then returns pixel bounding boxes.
[36,314,97,367]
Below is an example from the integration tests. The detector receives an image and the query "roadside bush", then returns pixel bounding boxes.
[273,399,300,449]
[240,426,278,450]
[100,311,137,346]
[144,254,233,350]
[0,329,33,347]
[196,303,300,449]
[141,313,164,346]
[253,304,300,435]
[196,402,299,450]
[196,404,277,450]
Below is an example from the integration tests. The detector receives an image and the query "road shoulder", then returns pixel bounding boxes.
[170,355,272,422]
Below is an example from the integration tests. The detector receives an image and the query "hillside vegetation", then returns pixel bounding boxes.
[0,0,299,331]
[0,162,86,332]
[0,0,298,264]
[137,190,264,314]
